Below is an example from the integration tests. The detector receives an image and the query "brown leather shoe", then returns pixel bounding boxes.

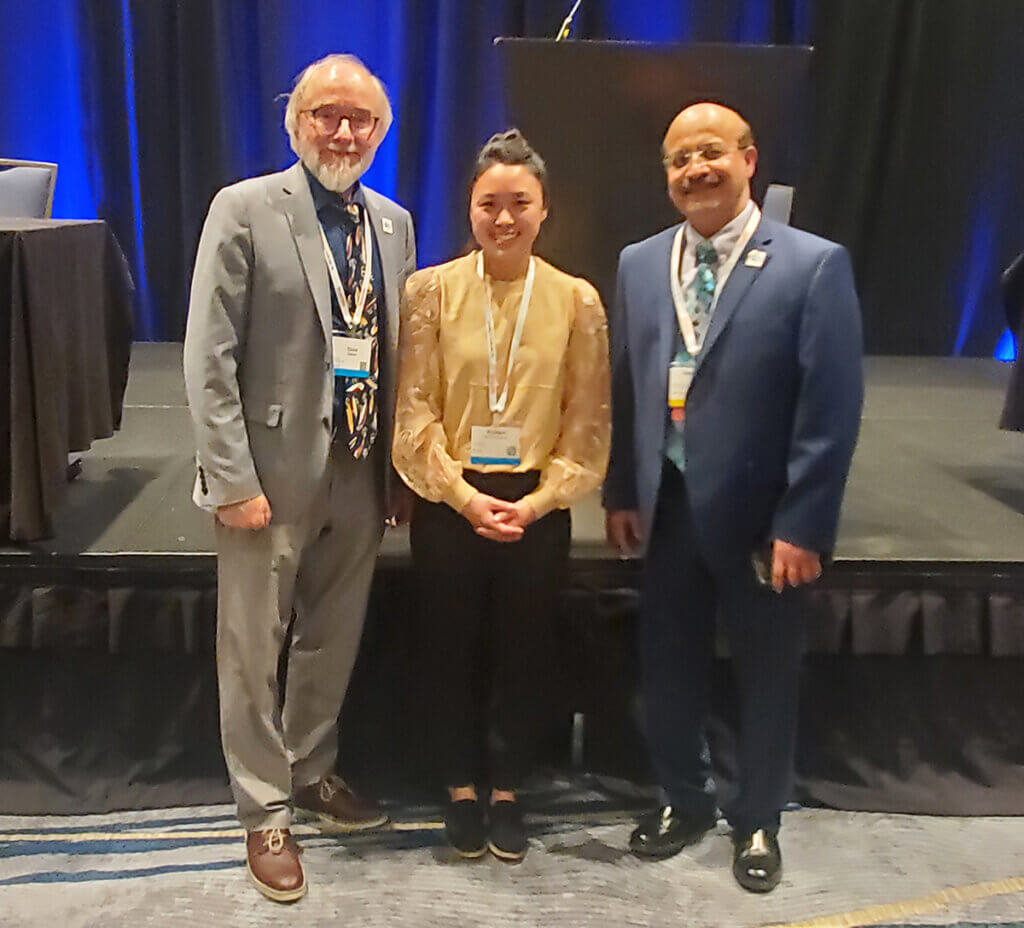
[293,775,389,831]
[246,828,306,903]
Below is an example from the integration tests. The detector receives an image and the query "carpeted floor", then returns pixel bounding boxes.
[1,799,1022,928]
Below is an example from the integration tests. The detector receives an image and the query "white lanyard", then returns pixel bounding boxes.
[319,210,374,328]
[477,251,536,415]
[669,205,761,356]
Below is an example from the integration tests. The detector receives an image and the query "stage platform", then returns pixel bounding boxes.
[1,344,1023,577]
[1,344,1022,817]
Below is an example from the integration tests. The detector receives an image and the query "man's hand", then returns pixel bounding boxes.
[461,493,523,543]
[217,494,272,530]
[606,509,643,556]
[770,539,821,593]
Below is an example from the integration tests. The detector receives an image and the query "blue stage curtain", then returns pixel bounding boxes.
[0,0,1021,356]
[0,2,97,221]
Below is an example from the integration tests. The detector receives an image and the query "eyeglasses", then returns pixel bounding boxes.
[662,144,748,170]
[302,105,379,139]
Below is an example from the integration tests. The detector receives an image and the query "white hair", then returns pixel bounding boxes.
[283,53,393,148]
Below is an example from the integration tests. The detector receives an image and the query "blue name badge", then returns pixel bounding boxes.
[332,335,371,378]
[470,425,521,466]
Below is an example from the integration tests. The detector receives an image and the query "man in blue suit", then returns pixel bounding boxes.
[604,102,863,892]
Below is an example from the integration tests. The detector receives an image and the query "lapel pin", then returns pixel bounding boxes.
[745,249,767,268]
[381,217,394,234]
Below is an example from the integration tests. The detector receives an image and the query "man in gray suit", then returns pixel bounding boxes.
[183,53,416,903]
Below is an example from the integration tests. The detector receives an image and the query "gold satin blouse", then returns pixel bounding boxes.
[393,252,611,519]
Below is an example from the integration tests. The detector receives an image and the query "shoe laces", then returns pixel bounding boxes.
[318,775,350,802]
[263,828,287,854]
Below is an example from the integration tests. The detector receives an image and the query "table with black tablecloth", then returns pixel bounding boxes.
[0,219,133,541]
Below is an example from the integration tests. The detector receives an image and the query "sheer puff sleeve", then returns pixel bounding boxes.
[521,280,611,519]
[392,268,478,512]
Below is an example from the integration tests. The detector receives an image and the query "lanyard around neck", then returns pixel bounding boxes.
[477,251,536,415]
[319,209,374,328]
[669,204,761,356]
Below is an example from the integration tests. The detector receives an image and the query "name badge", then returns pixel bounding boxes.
[470,425,521,466]
[668,362,695,409]
[333,335,372,378]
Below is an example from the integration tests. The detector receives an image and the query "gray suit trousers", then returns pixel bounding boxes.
[215,444,383,831]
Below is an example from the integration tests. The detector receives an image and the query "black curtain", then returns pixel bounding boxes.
[798,0,1024,355]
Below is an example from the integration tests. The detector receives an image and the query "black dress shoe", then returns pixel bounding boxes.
[629,805,717,859]
[732,828,782,892]
[444,798,487,858]
[488,800,527,861]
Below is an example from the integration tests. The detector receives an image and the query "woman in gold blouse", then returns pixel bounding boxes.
[393,130,610,861]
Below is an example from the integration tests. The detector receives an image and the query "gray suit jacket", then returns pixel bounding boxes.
[183,161,416,522]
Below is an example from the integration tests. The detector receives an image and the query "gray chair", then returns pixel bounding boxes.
[762,183,794,225]
[0,158,58,219]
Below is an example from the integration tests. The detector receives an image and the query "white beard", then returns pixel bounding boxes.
[297,138,377,195]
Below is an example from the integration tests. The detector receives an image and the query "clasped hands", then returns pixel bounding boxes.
[461,492,535,542]
[605,510,822,592]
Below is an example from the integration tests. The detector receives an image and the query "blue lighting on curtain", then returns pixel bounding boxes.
[0,0,96,219]
[119,0,155,338]
[737,0,771,42]
[953,201,996,356]
[791,0,814,43]
[603,0,692,41]
[995,328,1016,362]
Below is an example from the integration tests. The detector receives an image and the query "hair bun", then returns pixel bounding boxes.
[471,128,549,206]
[485,128,524,147]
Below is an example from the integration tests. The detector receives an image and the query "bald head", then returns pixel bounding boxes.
[664,103,754,154]
[662,102,758,237]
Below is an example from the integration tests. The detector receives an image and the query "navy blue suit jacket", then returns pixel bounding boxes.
[603,215,864,564]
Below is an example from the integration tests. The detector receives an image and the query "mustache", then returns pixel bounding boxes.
[681,176,722,194]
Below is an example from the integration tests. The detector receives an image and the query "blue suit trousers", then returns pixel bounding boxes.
[640,463,806,835]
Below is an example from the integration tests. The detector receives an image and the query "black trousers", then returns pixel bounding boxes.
[410,471,571,791]
[640,463,806,835]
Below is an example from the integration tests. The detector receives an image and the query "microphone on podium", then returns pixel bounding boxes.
[555,0,583,41]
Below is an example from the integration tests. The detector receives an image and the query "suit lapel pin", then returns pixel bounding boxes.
[745,249,767,268]
[381,217,394,234]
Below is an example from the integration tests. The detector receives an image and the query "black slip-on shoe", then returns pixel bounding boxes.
[629,805,717,859]
[488,800,527,862]
[444,798,487,858]
[732,828,782,893]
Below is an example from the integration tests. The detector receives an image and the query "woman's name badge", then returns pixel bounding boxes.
[333,335,372,378]
[470,426,521,466]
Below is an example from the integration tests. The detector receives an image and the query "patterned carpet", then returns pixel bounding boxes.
[1,799,1023,927]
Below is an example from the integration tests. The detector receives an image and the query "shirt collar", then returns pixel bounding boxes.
[304,166,366,216]
[684,199,756,260]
